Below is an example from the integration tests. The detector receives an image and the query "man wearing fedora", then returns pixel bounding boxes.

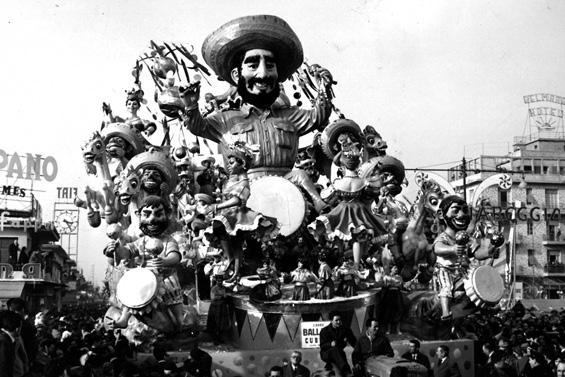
[182,15,334,213]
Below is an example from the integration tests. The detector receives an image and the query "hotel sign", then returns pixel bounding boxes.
[523,93,565,105]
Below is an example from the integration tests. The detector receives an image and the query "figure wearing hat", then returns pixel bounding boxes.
[100,123,145,180]
[181,193,215,230]
[205,141,279,281]
[181,15,333,213]
[309,119,387,268]
[196,156,216,196]
[103,87,157,136]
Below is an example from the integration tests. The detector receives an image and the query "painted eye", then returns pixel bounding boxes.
[429,198,438,206]
[95,143,102,150]
[130,179,138,188]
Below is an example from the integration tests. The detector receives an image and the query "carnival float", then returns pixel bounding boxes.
[77,14,507,364]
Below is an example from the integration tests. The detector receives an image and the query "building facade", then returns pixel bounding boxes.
[448,130,565,299]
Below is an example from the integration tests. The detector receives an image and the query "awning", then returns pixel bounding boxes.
[0,281,25,299]
[542,277,565,288]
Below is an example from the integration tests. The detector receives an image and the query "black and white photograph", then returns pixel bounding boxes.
[1,1,565,376]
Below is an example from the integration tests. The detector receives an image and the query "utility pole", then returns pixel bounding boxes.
[461,157,467,202]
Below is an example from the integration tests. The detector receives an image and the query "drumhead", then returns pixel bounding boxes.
[247,176,306,236]
[116,268,158,309]
[471,265,504,304]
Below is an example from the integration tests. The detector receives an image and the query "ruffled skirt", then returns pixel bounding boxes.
[309,201,386,240]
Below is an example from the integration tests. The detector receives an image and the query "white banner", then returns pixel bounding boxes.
[300,321,329,348]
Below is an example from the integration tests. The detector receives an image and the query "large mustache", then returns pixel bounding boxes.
[247,77,276,88]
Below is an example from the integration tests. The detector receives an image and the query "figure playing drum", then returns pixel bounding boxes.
[105,195,184,333]
[432,195,476,321]
[181,15,332,213]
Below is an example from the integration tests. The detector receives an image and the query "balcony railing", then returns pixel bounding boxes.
[544,263,565,273]
[0,262,64,283]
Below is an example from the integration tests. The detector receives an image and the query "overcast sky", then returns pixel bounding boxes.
[2,0,565,284]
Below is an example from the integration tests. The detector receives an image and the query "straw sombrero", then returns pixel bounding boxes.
[202,15,303,85]
[320,119,363,159]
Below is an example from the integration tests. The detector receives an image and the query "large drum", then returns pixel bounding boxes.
[116,268,158,309]
[247,176,306,236]
[463,265,504,307]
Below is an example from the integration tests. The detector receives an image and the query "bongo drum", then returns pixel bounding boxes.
[116,268,158,309]
[463,265,504,307]
[247,176,306,236]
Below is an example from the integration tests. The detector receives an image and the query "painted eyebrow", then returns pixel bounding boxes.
[243,55,261,64]
[242,55,276,65]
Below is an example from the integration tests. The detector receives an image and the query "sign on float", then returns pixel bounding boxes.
[300,321,329,348]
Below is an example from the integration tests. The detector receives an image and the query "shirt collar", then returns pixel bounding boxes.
[241,102,273,118]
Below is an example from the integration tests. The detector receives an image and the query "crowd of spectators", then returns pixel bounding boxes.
[3,297,565,376]
[460,301,565,377]
[0,299,214,377]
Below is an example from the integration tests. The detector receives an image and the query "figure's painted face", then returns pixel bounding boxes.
[444,202,471,231]
[106,136,127,158]
[82,135,104,164]
[426,192,441,213]
[141,168,163,193]
[340,144,362,171]
[226,157,244,175]
[409,342,417,353]
[115,169,140,206]
[126,99,140,114]
[139,203,169,236]
[239,49,278,95]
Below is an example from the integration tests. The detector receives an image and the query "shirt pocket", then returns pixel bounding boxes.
[230,123,254,143]
[272,121,295,150]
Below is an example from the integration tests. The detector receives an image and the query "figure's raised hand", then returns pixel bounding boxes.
[179,81,201,111]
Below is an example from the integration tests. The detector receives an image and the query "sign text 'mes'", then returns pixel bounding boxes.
[57,187,78,199]
[523,93,565,105]
[0,150,58,182]
[1,186,26,197]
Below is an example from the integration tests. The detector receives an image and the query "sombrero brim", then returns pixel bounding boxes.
[320,119,363,159]
[358,155,406,183]
[194,193,214,205]
[126,150,178,194]
[101,123,145,158]
[202,15,303,85]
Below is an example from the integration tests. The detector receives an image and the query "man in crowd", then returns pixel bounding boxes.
[352,318,393,373]
[183,340,212,377]
[8,240,19,267]
[319,312,356,376]
[0,310,23,377]
[269,365,284,377]
[7,298,37,366]
[433,345,461,377]
[401,339,430,371]
[282,350,310,377]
